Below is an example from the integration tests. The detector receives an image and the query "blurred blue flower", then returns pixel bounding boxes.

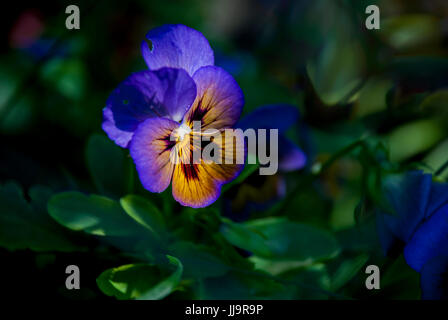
[376,171,448,299]
[9,10,69,60]
[224,104,307,220]
[237,104,307,172]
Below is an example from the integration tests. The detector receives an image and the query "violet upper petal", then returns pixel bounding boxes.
[141,24,214,76]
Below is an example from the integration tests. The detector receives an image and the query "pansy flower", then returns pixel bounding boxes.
[376,171,448,299]
[102,24,245,208]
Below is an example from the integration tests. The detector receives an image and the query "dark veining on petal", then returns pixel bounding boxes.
[181,163,200,181]
[189,96,210,123]
[157,134,176,155]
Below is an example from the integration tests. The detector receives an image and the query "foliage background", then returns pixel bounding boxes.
[1,0,448,300]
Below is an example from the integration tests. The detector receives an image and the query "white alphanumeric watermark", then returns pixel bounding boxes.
[65,5,80,30]
[65,264,80,290]
[169,121,279,175]
[365,5,380,30]
[365,265,380,290]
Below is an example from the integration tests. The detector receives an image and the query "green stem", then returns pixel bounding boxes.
[315,139,367,174]
[126,156,135,194]
[435,159,448,177]
[276,139,367,214]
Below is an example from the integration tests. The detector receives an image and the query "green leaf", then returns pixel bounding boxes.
[138,256,183,300]
[307,37,365,106]
[220,218,272,257]
[388,56,448,85]
[86,134,126,197]
[279,264,331,300]
[0,95,32,134]
[330,193,359,230]
[335,221,379,252]
[120,195,165,238]
[221,217,340,262]
[355,77,393,118]
[424,138,448,180]
[380,14,442,51]
[386,119,445,163]
[41,58,86,100]
[48,191,141,236]
[0,182,81,252]
[331,254,369,291]
[284,185,332,229]
[169,241,231,279]
[97,255,183,300]
[420,90,448,114]
[249,256,313,276]
[200,270,288,299]
[379,255,420,299]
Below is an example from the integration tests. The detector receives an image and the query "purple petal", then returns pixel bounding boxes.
[129,117,179,193]
[278,136,306,172]
[102,106,134,148]
[155,67,198,121]
[184,66,244,130]
[141,24,214,76]
[237,104,300,133]
[102,68,196,148]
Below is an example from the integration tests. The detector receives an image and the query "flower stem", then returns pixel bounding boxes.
[435,159,448,177]
[277,138,367,214]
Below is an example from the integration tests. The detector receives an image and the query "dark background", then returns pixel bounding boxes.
[1,0,448,300]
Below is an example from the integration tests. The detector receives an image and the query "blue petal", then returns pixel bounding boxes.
[278,136,306,172]
[376,171,432,255]
[420,254,448,300]
[102,68,196,148]
[376,212,404,256]
[426,181,448,219]
[141,24,214,76]
[237,104,300,133]
[404,204,448,272]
